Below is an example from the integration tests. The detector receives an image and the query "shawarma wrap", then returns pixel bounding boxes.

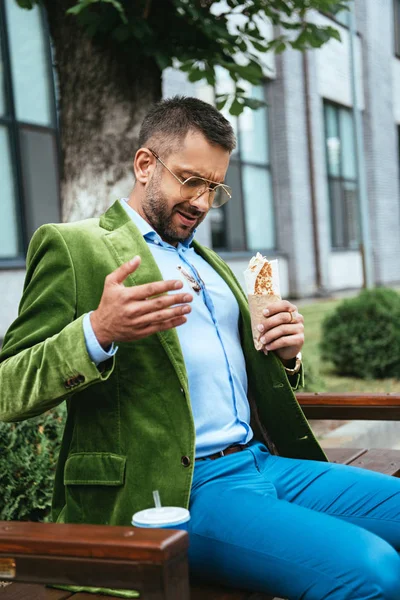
[244,253,281,350]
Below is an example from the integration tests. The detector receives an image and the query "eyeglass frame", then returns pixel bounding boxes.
[147,148,232,208]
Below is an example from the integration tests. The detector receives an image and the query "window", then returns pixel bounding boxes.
[210,74,275,252]
[0,0,59,264]
[323,102,360,249]
[394,0,400,57]
[332,8,350,27]
[324,3,351,28]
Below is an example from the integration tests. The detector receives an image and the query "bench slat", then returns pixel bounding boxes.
[0,522,187,562]
[297,393,400,420]
[71,595,131,599]
[0,583,73,599]
[346,448,400,477]
[324,448,367,465]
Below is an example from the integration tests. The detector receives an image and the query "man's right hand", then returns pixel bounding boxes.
[90,256,192,349]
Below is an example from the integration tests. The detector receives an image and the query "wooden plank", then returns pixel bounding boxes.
[325,448,367,465]
[297,393,400,420]
[0,582,72,599]
[297,393,400,406]
[0,555,168,595]
[346,449,400,477]
[0,522,188,563]
[70,595,128,599]
[0,553,189,600]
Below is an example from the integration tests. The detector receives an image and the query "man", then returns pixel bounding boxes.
[1,96,400,600]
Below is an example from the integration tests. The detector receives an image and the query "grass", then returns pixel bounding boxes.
[298,298,400,394]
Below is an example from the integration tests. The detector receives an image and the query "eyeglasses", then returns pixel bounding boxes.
[148,149,232,208]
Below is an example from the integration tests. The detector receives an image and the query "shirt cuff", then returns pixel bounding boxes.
[83,312,117,365]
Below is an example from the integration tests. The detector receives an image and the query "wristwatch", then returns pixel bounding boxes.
[283,352,302,376]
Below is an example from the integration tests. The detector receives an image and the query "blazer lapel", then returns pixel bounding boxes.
[100,201,188,390]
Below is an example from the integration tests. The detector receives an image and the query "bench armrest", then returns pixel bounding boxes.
[0,521,189,597]
[297,393,400,420]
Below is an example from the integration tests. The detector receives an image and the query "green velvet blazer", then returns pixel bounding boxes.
[0,200,326,526]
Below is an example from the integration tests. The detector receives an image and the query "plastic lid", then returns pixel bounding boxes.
[132,506,190,527]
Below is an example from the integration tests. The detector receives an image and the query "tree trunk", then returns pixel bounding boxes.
[43,1,162,222]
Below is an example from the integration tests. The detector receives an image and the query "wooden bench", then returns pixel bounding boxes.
[1,393,400,600]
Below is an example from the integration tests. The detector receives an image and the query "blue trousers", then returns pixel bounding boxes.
[187,441,400,599]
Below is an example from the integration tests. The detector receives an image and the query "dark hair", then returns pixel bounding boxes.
[138,96,236,155]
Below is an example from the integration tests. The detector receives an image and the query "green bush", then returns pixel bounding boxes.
[0,405,65,521]
[320,288,400,379]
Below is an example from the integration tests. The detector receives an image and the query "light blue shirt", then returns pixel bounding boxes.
[83,199,253,457]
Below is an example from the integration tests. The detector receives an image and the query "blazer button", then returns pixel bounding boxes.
[77,374,85,384]
[64,379,72,389]
[181,456,191,467]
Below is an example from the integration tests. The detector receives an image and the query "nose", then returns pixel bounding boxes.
[189,189,211,212]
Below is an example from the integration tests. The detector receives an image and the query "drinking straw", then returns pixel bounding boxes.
[153,490,162,508]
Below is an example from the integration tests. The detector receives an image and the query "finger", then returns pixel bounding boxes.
[134,304,192,328]
[129,278,184,300]
[107,256,141,286]
[261,300,297,318]
[264,333,304,352]
[131,292,193,318]
[135,315,188,339]
[257,311,303,333]
[260,323,304,346]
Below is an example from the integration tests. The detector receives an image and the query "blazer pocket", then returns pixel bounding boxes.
[64,452,126,486]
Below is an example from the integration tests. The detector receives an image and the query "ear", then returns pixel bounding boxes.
[134,148,156,184]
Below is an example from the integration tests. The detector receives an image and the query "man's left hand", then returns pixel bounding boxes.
[256,300,304,364]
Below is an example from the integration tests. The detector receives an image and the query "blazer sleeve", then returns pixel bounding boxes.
[0,224,114,423]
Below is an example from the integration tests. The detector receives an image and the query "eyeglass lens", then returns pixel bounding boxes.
[180,178,229,207]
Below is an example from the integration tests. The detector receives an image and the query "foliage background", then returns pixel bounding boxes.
[320,288,400,380]
[16,0,348,115]
[0,405,65,521]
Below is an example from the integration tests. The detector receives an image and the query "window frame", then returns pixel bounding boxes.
[394,0,400,58]
[323,100,360,251]
[319,9,350,29]
[211,82,277,255]
[0,0,60,268]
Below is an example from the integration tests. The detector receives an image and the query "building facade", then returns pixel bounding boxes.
[1,0,400,339]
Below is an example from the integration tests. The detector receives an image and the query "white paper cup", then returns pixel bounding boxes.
[132,507,190,530]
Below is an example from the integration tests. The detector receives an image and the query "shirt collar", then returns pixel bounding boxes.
[120,198,195,249]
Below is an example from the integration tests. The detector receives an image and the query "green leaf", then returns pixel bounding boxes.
[242,97,266,110]
[67,3,88,17]
[274,40,287,54]
[216,96,228,111]
[15,0,36,8]
[155,52,173,71]
[67,0,127,24]
[251,40,269,53]
[229,97,244,116]
[179,61,195,73]
[326,26,342,42]
[188,68,205,83]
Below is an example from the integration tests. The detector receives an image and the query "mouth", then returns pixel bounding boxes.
[175,210,199,227]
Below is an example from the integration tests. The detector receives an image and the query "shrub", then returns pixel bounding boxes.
[0,405,65,521]
[320,288,400,379]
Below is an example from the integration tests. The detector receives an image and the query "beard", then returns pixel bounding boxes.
[142,175,205,245]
